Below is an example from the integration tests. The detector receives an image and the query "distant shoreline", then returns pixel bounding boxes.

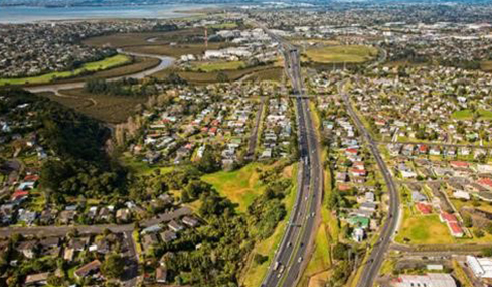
[0,3,224,24]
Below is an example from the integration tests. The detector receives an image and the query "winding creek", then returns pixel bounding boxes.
[25,50,175,95]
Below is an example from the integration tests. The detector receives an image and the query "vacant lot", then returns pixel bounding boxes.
[303,45,378,64]
[0,54,131,87]
[202,163,265,212]
[42,88,148,124]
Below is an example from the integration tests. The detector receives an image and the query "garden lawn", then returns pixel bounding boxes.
[0,54,131,86]
[201,163,264,212]
[304,45,377,64]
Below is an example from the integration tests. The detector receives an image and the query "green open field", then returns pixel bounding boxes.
[452,109,492,120]
[0,54,131,87]
[201,163,265,212]
[303,45,378,64]
[395,209,454,244]
[191,60,245,72]
[244,67,284,83]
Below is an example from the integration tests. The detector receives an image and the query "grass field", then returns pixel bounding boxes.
[303,45,378,64]
[0,54,131,86]
[244,67,284,83]
[395,209,454,244]
[452,109,492,120]
[201,163,265,212]
[481,60,492,72]
[191,60,245,72]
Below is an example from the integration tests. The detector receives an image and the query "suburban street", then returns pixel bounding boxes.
[259,24,323,287]
[340,85,401,287]
[0,206,191,238]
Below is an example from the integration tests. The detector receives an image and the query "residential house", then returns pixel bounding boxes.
[74,260,102,279]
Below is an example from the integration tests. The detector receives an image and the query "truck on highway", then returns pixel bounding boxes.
[273,261,280,271]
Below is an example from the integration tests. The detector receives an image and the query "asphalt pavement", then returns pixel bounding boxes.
[259,24,323,287]
[340,86,400,287]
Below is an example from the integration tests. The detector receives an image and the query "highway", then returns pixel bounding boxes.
[340,86,400,287]
[258,22,323,287]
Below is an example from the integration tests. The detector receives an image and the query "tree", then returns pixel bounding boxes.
[463,214,473,228]
[102,254,125,279]
[483,248,492,257]
[474,228,485,238]
[216,71,229,83]
[486,222,492,235]
[332,243,349,261]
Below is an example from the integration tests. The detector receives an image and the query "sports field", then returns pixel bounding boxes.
[303,45,378,64]
[0,54,131,86]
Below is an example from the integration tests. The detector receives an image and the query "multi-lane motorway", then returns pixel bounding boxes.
[259,24,323,287]
[257,18,400,287]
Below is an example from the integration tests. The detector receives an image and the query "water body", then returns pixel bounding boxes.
[0,3,219,23]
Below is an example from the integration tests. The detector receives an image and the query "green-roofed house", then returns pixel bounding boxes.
[348,216,370,229]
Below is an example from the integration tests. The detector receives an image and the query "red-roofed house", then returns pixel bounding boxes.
[450,161,470,169]
[24,175,39,182]
[448,222,464,237]
[353,161,365,170]
[338,183,352,192]
[416,203,432,215]
[345,148,358,156]
[477,178,492,191]
[418,144,428,154]
[11,190,28,201]
[440,212,458,223]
